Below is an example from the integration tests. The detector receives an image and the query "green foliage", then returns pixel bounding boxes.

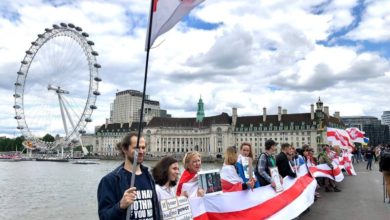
[0,136,25,152]
[41,134,55,142]
[73,145,93,152]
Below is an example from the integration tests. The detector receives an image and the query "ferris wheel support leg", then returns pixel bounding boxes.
[79,137,89,156]
[58,94,69,137]
[61,96,76,130]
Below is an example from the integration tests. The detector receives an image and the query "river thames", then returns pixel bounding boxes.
[0,160,222,220]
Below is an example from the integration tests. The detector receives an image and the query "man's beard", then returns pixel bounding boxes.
[126,155,141,165]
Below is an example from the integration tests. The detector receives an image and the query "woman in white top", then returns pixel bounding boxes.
[152,156,180,201]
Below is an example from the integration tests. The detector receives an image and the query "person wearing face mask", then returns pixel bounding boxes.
[152,156,180,201]
[176,151,205,198]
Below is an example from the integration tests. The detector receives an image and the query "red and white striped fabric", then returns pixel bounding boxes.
[220,164,244,192]
[346,127,366,143]
[338,152,356,176]
[189,165,317,220]
[177,169,199,198]
[327,127,355,151]
[309,162,344,182]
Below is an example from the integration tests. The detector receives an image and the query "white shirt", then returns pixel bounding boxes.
[155,184,176,201]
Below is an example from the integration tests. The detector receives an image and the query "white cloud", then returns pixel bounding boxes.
[0,0,389,139]
[347,0,390,42]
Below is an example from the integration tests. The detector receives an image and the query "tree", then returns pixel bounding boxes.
[41,134,55,142]
[0,136,26,152]
[14,136,25,151]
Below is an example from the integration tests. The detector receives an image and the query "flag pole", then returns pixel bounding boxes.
[126,0,155,219]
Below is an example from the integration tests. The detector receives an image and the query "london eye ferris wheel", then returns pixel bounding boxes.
[13,23,102,150]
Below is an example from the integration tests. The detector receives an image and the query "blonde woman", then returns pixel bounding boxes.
[176,151,205,198]
[221,146,255,192]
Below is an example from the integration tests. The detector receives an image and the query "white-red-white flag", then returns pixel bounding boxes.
[146,0,205,50]
[345,127,366,143]
[327,127,355,151]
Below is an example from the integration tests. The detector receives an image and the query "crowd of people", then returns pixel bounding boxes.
[96,132,390,220]
[351,145,382,170]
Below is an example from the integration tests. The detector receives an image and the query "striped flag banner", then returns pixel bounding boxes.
[327,127,355,151]
[189,165,317,220]
[345,127,366,143]
[338,153,356,176]
[309,162,345,182]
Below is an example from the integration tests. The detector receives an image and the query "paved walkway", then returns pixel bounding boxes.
[299,161,390,220]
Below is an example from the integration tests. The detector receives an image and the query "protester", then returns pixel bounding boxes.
[301,145,321,199]
[306,147,317,166]
[152,156,180,201]
[255,139,282,187]
[357,147,363,163]
[276,143,297,178]
[318,145,341,192]
[375,145,381,163]
[220,146,255,192]
[176,151,205,198]
[97,132,161,220]
[352,148,357,164]
[237,142,260,188]
[365,146,374,170]
[361,147,366,162]
[294,148,306,167]
[379,144,390,203]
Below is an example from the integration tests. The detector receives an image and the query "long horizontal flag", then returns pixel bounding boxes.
[189,165,317,220]
[146,0,205,50]
[346,127,366,144]
[309,162,345,182]
[327,127,355,151]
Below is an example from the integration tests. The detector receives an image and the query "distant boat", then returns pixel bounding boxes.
[20,157,34,161]
[72,160,99,165]
[36,158,69,162]
[0,155,22,162]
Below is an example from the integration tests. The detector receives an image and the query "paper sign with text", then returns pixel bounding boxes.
[160,196,193,220]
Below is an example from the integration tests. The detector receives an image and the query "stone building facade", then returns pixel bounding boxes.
[94,98,344,157]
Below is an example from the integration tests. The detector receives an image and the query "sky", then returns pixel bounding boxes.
[0,0,390,138]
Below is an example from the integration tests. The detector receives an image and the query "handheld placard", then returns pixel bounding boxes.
[270,167,283,192]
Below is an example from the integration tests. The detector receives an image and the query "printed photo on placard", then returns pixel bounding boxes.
[197,169,222,194]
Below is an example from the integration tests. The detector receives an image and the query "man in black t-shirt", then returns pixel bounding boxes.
[276,143,297,178]
[98,132,161,220]
[365,147,374,171]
